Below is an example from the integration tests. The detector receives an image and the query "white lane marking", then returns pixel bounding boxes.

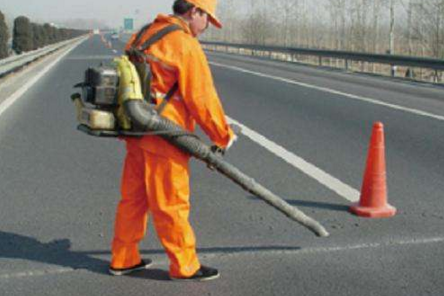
[112,49,118,54]
[211,62,444,122]
[0,39,85,118]
[227,116,360,202]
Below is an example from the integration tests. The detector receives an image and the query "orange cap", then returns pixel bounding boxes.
[186,0,222,29]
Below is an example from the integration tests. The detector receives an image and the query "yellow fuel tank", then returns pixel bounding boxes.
[114,55,144,130]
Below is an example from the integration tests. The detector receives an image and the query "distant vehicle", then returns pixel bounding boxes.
[93,29,100,35]
[111,33,119,40]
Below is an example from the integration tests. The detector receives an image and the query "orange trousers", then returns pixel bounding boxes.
[111,143,201,277]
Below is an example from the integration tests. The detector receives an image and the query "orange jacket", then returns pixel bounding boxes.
[125,14,234,161]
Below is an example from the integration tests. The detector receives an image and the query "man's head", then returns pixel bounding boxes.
[173,0,221,37]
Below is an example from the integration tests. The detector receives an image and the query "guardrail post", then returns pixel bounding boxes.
[391,65,396,77]
[319,56,322,66]
[345,59,349,71]
[406,68,413,79]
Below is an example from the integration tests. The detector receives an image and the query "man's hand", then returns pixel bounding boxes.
[207,145,224,171]
[210,145,225,156]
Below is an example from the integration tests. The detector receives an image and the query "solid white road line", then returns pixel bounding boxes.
[210,62,444,122]
[0,39,85,119]
[227,116,361,202]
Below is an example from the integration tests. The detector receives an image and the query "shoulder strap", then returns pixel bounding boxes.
[128,24,183,115]
[138,24,182,51]
[133,23,152,46]
[140,25,182,114]
[156,82,179,114]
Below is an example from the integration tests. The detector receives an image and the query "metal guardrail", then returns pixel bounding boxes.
[0,36,85,79]
[201,41,444,77]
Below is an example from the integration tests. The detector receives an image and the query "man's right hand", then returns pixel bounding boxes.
[210,145,225,156]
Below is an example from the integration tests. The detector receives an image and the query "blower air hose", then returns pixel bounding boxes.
[124,100,330,237]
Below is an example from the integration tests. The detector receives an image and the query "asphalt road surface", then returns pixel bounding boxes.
[1,34,443,296]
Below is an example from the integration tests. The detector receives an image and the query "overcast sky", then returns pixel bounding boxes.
[0,0,175,29]
[1,0,407,31]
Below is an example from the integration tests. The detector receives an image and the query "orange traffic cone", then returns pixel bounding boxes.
[350,122,396,218]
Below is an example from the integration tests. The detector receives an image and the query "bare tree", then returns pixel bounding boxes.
[405,0,414,55]
[217,0,236,42]
[326,0,348,50]
[276,0,299,46]
[389,0,396,54]
[410,0,444,59]
[242,0,264,45]
[372,0,383,53]
[203,0,443,67]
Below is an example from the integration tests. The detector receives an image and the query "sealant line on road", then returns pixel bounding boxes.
[0,268,74,280]
[1,237,443,280]
[227,116,361,203]
[197,236,444,262]
[211,62,444,122]
[200,236,444,259]
[0,38,86,119]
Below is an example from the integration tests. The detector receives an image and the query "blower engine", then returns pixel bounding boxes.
[72,56,149,137]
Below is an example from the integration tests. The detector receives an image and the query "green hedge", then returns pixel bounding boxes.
[13,16,33,54]
[0,10,8,59]
[11,16,88,55]
[32,23,47,49]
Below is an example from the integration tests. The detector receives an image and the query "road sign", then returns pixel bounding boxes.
[124,18,134,31]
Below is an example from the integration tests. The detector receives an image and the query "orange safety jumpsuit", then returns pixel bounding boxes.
[110,14,234,278]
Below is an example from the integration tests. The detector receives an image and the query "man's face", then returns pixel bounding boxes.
[189,8,209,37]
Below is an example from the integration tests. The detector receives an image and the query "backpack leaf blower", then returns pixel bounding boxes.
[71,56,330,238]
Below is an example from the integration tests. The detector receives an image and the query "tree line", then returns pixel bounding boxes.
[0,10,88,59]
[206,0,444,60]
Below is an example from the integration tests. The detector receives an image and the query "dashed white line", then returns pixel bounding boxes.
[211,62,444,122]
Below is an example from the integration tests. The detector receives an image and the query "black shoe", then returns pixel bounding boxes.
[109,259,153,276]
[170,265,220,282]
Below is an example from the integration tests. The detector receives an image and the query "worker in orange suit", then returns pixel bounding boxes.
[109,0,236,281]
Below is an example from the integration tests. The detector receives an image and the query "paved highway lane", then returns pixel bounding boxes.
[209,51,444,236]
[0,34,443,295]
